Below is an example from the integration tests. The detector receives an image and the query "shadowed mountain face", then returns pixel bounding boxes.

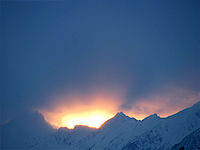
[2,101,200,150]
[171,128,200,150]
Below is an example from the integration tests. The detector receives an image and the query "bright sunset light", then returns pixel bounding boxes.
[61,111,113,129]
[38,92,122,129]
[38,89,199,129]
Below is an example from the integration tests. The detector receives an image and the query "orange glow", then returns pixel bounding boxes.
[61,111,113,129]
[38,92,123,129]
[38,88,200,128]
[125,88,200,120]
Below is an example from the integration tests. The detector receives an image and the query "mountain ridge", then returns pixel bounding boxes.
[2,101,200,150]
[62,101,200,131]
[30,101,200,150]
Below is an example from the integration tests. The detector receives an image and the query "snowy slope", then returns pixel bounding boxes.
[122,101,200,150]
[171,128,200,150]
[86,112,163,150]
[27,101,200,150]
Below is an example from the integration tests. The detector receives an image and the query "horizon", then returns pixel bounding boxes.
[1,1,200,149]
[43,100,200,130]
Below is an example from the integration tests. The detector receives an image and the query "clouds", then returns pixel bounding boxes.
[37,90,124,128]
[1,0,200,124]
[1,111,54,149]
[38,87,200,127]
[122,88,200,119]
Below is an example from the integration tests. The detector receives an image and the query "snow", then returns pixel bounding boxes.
[171,128,200,150]
[25,101,200,150]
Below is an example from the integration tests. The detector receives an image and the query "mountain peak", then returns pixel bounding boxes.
[100,112,137,129]
[25,102,200,150]
[143,113,160,122]
[73,125,97,133]
[150,113,159,118]
[114,112,134,120]
[192,101,200,108]
[115,112,127,117]
[74,125,97,130]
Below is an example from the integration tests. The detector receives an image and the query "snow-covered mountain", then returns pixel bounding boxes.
[171,128,200,150]
[16,101,200,150]
[122,101,200,150]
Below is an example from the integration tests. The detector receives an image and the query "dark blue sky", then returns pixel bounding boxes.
[1,0,200,122]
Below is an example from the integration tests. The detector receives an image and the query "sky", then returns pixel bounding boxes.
[1,0,200,129]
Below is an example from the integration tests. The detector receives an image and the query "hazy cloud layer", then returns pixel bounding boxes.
[122,88,200,119]
[1,0,200,125]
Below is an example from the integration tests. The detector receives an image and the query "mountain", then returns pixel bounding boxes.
[171,128,200,150]
[122,101,200,150]
[2,101,200,150]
